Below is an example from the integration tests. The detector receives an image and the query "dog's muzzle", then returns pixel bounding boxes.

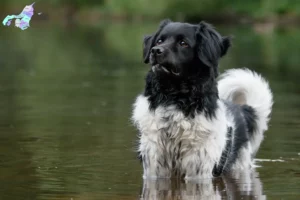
[152,64,170,73]
[152,64,180,76]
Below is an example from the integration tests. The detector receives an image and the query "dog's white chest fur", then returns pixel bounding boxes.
[132,95,228,180]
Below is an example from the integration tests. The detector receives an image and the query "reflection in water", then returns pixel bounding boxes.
[141,169,265,200]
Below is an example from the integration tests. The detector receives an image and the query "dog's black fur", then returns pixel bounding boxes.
[143,19,231,118]
[139,19,260,177]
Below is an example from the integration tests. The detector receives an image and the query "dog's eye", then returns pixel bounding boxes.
[179,40,189,47]
[156,39,163,45]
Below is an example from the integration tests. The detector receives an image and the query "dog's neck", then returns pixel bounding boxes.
[144,70,219,118]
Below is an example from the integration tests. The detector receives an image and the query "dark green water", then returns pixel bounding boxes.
[0,22,299,199]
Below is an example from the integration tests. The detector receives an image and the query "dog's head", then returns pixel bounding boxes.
[143,19,231,78]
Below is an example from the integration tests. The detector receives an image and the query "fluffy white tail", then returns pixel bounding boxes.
[218,68,273,154]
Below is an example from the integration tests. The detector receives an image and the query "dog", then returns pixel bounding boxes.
[131,19,273,180]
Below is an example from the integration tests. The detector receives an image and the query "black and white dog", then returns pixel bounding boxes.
[132,19,273,180]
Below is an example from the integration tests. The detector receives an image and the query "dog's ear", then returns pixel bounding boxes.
[143,35,153,63]
[220,36,232,57]
[143,19,172,64]
[196,21,231,77]
[158,18,172,28]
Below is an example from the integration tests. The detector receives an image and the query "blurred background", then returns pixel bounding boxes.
[4,0,300,24]
[0,0,300,200]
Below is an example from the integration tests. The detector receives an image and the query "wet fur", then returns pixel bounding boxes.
[132,19,273,180]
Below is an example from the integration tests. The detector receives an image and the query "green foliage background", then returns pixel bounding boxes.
[2,0,300,21]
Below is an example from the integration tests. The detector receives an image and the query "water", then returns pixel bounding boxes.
[0,22,299,199]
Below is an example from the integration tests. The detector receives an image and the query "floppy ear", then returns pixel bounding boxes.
[220,36,232,57]
[142,19,172,64]
[143,35,153,63]
[196,21,231,77]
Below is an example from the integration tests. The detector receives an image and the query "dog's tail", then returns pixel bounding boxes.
[218,68,273,154]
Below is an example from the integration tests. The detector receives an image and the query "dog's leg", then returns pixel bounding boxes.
[181,150,215,180]
[139,138,172,179]
[141,149,171,179]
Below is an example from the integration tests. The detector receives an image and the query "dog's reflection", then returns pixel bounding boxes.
[140,169,266,200]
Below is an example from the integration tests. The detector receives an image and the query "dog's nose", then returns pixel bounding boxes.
[151,47,164,55]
